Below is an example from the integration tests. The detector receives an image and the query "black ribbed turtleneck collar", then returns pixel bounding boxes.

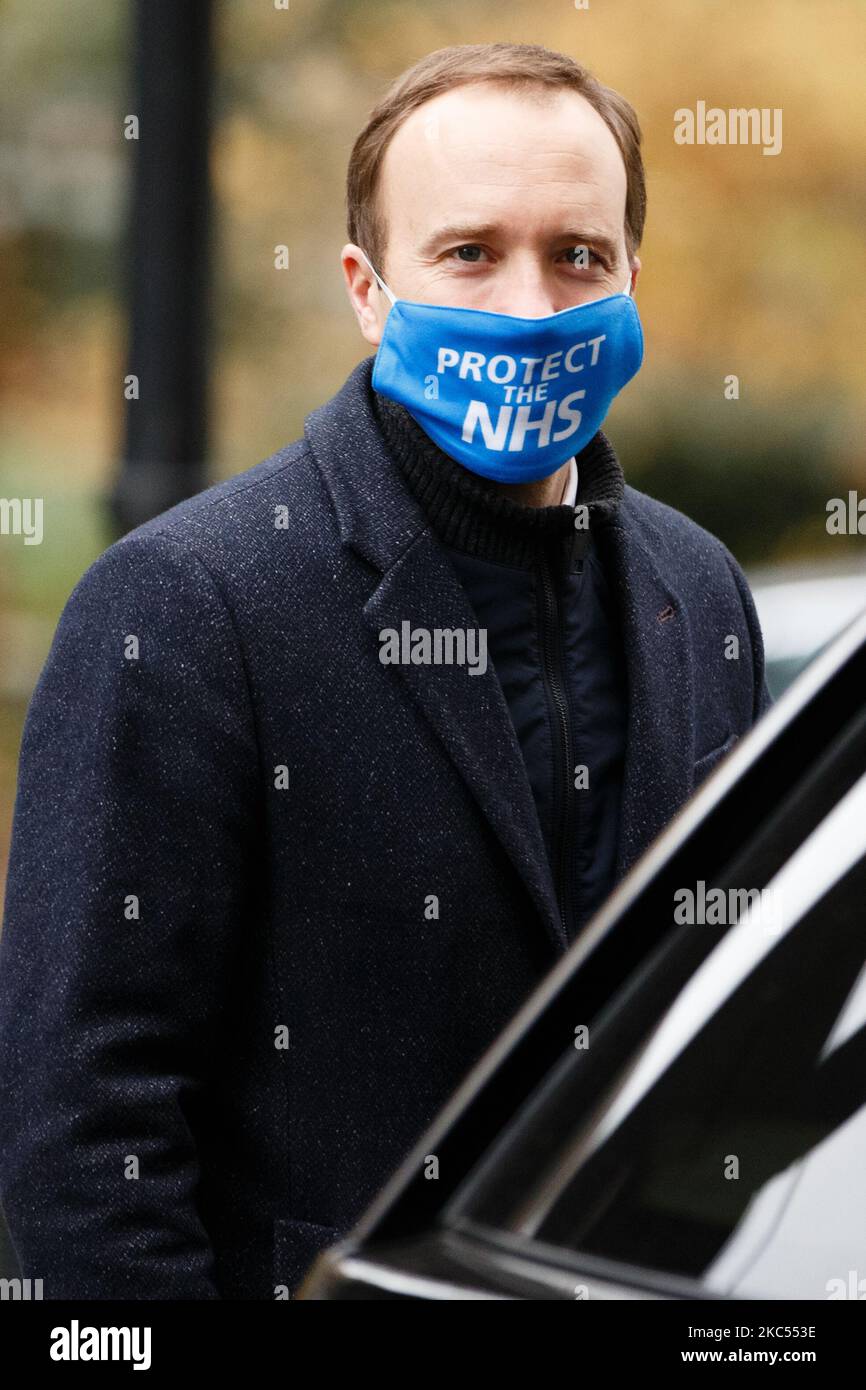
[371,389,625,571]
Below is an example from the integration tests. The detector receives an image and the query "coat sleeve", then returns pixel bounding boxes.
[0,530,261,1298]
[722,547,773,722]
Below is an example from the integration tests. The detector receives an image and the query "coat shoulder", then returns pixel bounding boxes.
[122,435,326,555]
[620,482,747,584]
[65,435,337,615]
[619,481,770,718]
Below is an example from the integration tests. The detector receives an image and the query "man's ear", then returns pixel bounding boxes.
[628,254,642,294]
[341,244,386,348]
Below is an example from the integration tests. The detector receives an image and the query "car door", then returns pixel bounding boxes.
[299,611,866,1300]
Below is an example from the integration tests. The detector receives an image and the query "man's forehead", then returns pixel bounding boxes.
[379,82,627,238]
[385,82,624,170]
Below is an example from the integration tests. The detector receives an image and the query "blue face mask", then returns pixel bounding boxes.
[361,249,644,484]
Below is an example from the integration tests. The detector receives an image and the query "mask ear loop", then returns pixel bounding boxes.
[356,248,397,307]
[622,269,633,297]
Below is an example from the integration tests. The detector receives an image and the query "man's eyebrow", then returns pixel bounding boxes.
[416,224,502,256]
[416,224,621,261]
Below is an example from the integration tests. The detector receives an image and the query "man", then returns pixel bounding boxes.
[0,43,771,1300]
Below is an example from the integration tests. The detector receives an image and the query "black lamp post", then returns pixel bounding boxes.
[112,0,213,534]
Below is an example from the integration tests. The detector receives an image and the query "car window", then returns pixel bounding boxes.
[753,573,866,699]
[447,769,866,1299]
[765,653,813,700]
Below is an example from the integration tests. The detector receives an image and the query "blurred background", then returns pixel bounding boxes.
[1,0,865,917]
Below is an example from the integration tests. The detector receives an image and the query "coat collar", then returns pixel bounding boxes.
[305,358,695,953]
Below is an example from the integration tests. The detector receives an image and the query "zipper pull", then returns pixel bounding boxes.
[559,520,590,576]
[572,526,591,569]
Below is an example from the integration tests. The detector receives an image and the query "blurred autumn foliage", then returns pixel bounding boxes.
[1,0,865,899]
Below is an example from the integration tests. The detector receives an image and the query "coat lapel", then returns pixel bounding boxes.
[363,535,568,954]
[595,502,696,881]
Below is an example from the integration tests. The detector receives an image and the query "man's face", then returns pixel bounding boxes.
[344,81,640,345]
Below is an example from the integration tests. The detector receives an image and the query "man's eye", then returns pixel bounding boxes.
[453,245,486,263]
[564,246,603,268]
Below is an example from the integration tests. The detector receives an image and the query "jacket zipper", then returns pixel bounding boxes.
[537,553,576,941]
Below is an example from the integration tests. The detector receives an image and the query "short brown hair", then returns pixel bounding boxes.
[346,42,647,277]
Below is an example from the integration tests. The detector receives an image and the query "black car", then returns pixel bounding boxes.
[299,608,866,1300]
